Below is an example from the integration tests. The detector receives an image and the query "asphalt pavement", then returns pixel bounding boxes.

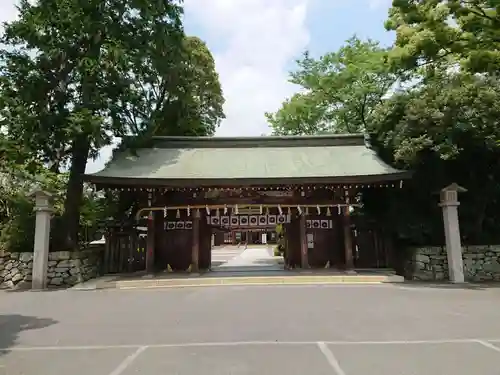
[1,283,500,374]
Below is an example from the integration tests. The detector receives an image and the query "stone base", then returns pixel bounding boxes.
[0,249,102,289]
[406,245,500,282]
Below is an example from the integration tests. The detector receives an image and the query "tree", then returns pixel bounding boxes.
[386,0,500,73]
[112,35,224,144]
[367,70,500,243]
[0,0,224,250]
[266,37,398,135]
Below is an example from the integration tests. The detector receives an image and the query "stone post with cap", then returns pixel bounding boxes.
[439,183,467,283]
[29,188,54,290]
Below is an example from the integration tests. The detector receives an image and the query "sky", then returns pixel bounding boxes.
[0,0,395,173]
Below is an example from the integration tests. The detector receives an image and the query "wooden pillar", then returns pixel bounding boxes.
[299,214,309,268]
[343,207,354,269]
[191,214,200,273]
[146,211,155,273]
[104,229,111,274]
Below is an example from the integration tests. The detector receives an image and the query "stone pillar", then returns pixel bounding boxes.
[191,213,200,273]
[299,214,309,268]
[30,189,53,290]
[439,183,467,283]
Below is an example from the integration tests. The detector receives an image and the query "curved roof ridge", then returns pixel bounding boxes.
[151,133,366,149]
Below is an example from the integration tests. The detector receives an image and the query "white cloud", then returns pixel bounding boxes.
[184,0,311,136]
[0,0,18,26]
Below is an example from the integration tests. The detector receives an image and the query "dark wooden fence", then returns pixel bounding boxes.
[351,217,394,269]
[102,227,146,274]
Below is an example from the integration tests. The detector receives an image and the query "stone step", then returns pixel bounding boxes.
[108,274,404,290]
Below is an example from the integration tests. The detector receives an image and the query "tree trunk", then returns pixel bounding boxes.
[57,135,91,250]
[55,32,102,250]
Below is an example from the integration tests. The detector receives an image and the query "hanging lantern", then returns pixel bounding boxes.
[206,205,210,215]
[176,209,180,219]
[224,205,228,214]
[287,206,292,215]
[337,205,341,215]
[400,180,403,189]
[278,205,283,215]
[235,204,239,215]
[305,206,309,215]
[316,205,321,215]
[195,208,201,218]
[297,206,302,215]
[163,206,167,218]
[326,207,331,216]
[187,206,191,216]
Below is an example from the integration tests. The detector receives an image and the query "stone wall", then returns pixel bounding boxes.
[407,245,500,282]
[0,248,102,289]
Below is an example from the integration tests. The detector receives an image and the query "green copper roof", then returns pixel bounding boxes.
[85,134,410,186]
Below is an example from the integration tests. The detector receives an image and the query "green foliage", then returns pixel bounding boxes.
[371,71,500,164]
[0,146,112,252]
[386,0,500,73]
[0,154,60,252]
[368,72,500,244]
[267,37,398,135]
[110,35,225,140]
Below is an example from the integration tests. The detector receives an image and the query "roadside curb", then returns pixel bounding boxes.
[72,274,404,291]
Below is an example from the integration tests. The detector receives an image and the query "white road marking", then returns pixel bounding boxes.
[475,340,500,353]
[4,338,500,351]
[317,342,347,375]
[107,346,147,375]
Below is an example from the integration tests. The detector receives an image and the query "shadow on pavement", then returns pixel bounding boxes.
[393,281,500,291]
[251,258,284,265]
[3,286,68,293]
[0,314,57,354]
